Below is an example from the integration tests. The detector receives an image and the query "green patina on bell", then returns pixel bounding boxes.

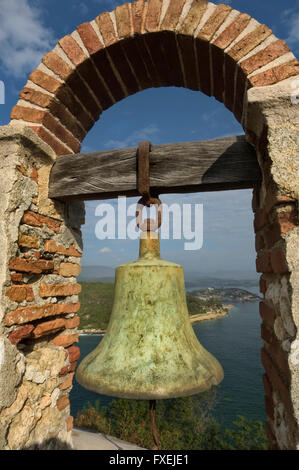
[76,232,224,399]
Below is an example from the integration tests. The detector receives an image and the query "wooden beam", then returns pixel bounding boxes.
[49,135,261,201]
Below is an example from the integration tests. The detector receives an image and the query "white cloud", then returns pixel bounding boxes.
[99,246,112,253]
[0,0,55,78]
[103,124,160,149]
[282,4,299,47]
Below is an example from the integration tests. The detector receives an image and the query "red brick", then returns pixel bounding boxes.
[228,24,273,62]
[65,316,80,329]
[115,3,132,39]
[270,248,288,274]
[32,316,79,339]
[261,348,293,409]
[42,51,73,81]
[4,302,80,326]
[131,0,145,35]
[264,223,281,249]
[91,48,125,102]
[259,277,267,295]
[20,87,53,107]
[249,59,299,87]
[66,415,74,432]
[144,0,163,33]
[11,273,23,283]
[67,345,80,363]
[254,209,269,232]
[11,106,46,123]
[259,302,276,327]
[76,58,113,111]
[224,53,236,111]
[256,251,272,273]
[6,285,34,303]
[96,11,118,46]
[263,373,273,397]
[66,71,101,121]
[255,232,265,251]
[264,394,275,420]
[9,257,54,275]
[240,40,290,75]
[261,322,274,345]
[120,36,152,90]
[213,13,251,49]
[40,282,82,298]
[102,41,139,94]
[29,69,62,94]
[41,110,81,153]
[21,107,81,153]
[32,318,68,338]
[177,35,198,90]
[56,84,94,133]
[210,45,225,102]
[197,4,232,42]
[196,38,211,96]
[52,333,79,348]
[22,211,61,233]
[161,0,186,31]
[77,23,103,55]
[59,35,87,67]
[17,89,86,142]
[265,193,296,213]
[252,187,260,213]
[44,240,82,257]
[266,335,291,382]
[60,373,74,391]
[29,126,71,156]
[57,395,70,411]
[276,210,298,234]
[8,325,34,345]
[59,364,74,377]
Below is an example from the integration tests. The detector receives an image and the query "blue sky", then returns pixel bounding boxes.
[0,0,298,279]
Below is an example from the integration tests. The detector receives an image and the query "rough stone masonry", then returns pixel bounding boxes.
[0,0,298,450]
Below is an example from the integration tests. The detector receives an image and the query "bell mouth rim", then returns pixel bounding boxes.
[76,372,224,400]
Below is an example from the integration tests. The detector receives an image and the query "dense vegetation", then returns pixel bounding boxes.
[75,392,267,450]
[77,282,226,330]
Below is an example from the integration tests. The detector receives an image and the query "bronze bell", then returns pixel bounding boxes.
[76,231,224,399]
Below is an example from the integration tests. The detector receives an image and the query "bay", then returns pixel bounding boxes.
[70,293,266,430]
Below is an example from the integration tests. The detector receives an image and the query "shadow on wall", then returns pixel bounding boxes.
[21,438,73,450]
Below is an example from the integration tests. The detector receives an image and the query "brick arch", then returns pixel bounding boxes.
[2,0,299,451]
[10,0,299,156]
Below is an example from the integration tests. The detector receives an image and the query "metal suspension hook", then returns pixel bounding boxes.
[137,141,162,231]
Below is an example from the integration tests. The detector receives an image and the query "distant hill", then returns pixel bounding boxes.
[77,281,225,331]
[78,265,115,282]
[79,266,259,289]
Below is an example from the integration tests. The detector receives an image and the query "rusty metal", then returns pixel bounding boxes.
[137,141,152,204]
[149,400,161,450]
[136,196,162,232]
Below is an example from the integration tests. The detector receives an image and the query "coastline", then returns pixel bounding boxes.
[78,306,233,335]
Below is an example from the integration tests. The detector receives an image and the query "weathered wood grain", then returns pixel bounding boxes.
[49,135,261,201]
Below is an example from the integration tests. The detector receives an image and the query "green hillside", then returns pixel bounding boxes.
[77,282,224,331]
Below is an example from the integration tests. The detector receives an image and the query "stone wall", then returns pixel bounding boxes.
[246,80,299,449]
[0,124,84,449]
[0,0,298,450]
